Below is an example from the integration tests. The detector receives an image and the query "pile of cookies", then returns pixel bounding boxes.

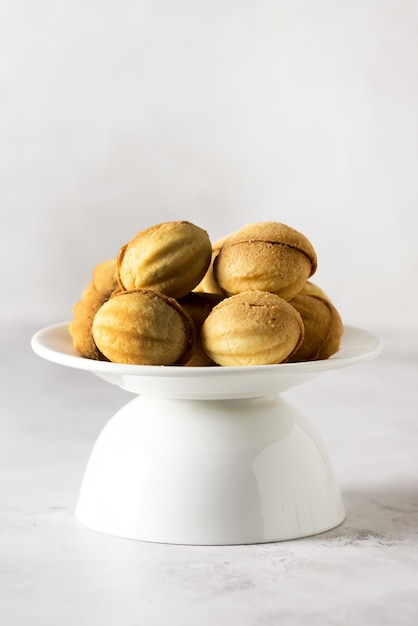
[69,220,343,367]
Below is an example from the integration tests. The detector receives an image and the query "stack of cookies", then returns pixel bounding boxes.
[69,220,343,367]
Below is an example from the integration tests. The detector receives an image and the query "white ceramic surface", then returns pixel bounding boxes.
[31,322,382,399]
[74,394,346,545]
[31,323,382,545]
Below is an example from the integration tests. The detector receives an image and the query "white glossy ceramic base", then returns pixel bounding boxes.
[32,323,382,545]
[75,394,345,545]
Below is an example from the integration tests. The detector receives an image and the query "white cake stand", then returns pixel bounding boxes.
[31,322,381,545]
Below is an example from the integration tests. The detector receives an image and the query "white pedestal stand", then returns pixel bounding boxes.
[31,323,382,545]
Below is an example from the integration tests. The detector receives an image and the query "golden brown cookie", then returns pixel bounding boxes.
[288,293,343,361]
[213,222,317,301]
[81,258,118,298]
[92,258,118,292]
[92,289,195,365]
[194,234,229,295]
[298,281,330,302]
[178,292,224,366]
[69,285,113,360]
[201,290,304,366]
[117,221,212,299]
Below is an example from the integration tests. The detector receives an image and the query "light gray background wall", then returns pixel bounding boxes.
[2,0,418,334]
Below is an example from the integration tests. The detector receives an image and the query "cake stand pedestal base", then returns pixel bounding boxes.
[75,394,345,545]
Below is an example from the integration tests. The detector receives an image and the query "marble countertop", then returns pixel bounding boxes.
[1,323,417,626]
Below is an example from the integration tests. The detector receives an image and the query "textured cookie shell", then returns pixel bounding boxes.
[288,293,343,362]
[298,281,330,302]
[201,290,304,366]
[117,221,212,299]
[91,258,118,293]
[178,291,224,366]
[92,289,195,365]
[214,222,317,300]
[194,234,229,296]
[69,284,114,360]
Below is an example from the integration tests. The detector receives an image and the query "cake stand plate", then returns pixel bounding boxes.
[31,323,381,545]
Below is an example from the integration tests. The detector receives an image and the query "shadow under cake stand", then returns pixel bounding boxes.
[31,323,381,545]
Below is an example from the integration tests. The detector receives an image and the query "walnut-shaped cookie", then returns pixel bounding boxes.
[288,292,343,362]
[201,290,304,366]
[178,291,224,366]
[194,234,229,296]
[117,221,212,299]
[213,222,317,301]
[70,257,119,359]
[69,283,114,360]
[91,258,118,293]
[298,281,330,301]
[92,289,195,365]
